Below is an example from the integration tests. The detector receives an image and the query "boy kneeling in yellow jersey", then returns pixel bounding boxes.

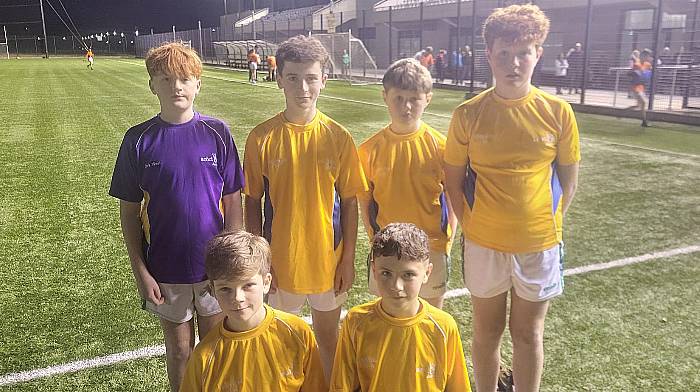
[179,231,326,391]
[330,223,472,392]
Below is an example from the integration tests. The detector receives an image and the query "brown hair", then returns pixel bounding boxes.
[382,58,433,94]
[145,42,203,79]
[205,231,271,281]
[483,4,550,50]
[275,35,329,74]
[371,223,429,262]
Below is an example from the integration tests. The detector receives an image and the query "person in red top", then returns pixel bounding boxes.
[266,54,277,81]
[247,48,261,84]
[627,49,653,127]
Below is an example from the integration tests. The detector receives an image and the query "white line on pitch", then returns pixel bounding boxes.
[1,244,698,386]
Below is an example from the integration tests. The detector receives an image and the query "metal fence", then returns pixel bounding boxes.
[4,34,134,57]
[132,0,700,113]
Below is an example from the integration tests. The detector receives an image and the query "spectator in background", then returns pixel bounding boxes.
[462,45,473,84]
[659,46,674,65]
[566,42,583,94]
[419,46,435,73]
[452,47,464,85]
[342,49,351,79]
[435,49,448,83]
[627,49,640,98]
[554,52,569,95]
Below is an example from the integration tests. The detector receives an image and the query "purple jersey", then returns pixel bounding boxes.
[109,112,244,284]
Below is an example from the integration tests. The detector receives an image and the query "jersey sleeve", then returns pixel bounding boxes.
[109,130,143,203]
[445,318,472,392]
[444,107,471,167]
[220,124,245,195]
[301,324,328,391]
[556,103,581,165]
[356,139,374,205]
[336,132,368,199]
[330,316,360,392]
[243,129,265,199]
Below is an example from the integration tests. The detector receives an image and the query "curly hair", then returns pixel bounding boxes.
[205,231,271,281]
[483,4,550,49]
[275,35,329,74]
[371,223,429,262]
[145,42,202,79]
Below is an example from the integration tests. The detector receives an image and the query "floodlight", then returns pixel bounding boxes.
[135,30,139,36]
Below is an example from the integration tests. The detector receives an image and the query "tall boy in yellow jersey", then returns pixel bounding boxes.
[180,231,326,391]
[331,223,472,392]
[444,5,580,392]
[358,58,457,309]
[243,35,367,381]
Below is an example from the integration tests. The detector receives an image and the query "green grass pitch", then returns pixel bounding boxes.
[0,57,698,391]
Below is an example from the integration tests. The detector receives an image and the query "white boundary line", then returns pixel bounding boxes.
[1,244,698,386]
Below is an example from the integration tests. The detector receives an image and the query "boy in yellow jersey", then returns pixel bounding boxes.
[180,231,326,391]
[243,35,367,380]
[358,58,457,309]
[330,223,472,392]
[444,5,580,392]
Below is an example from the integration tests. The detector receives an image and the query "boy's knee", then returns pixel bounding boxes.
[510,327,543,348]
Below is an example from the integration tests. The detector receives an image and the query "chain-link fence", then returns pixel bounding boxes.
[3,34,134,57]
[132,0,700,113]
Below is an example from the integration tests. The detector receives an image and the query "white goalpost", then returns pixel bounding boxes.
[1,26,10,59]
[311,31,380,85]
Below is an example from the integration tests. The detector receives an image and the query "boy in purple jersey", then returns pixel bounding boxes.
[109,42,244,392]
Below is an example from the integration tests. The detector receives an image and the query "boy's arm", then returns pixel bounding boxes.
[444,184,459,241]
[556,163,579,216]
[445,322,472,392]
[301,328,329,391]
[222,190,243,231]
[330,319,360,391]
[357,189,375,242]
[444,164,467,226]
[119,200,163,305]
[243,194,262,236]
[335,196,358,295]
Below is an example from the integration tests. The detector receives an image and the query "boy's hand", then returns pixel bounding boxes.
[136,271,165,305]
[334,256,355,295]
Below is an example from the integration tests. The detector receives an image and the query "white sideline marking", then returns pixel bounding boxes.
[2,244,698,386]
[0,346,165,386]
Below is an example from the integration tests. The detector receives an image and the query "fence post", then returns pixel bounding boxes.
[419,2,424,52]
[470,0,477,93]
[274,21,278,43]
[199,21,203,57]
[580,0,593,104]
[389,6,393,66]
[648,0,664,111]
[456,0,462,82]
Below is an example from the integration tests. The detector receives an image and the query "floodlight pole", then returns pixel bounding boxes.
[469,0,476,93]
[39,0,49,58]
[648,0,663,111]
[3,25,9,59]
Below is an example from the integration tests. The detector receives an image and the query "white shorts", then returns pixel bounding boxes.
[267,288,347,314]
[88,56,94,63]
[249,62,258,70]
[462,239,564,302]
[143,280,221,323]
[368,251,449,299]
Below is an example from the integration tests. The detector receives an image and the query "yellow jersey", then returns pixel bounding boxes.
[445,87,581,253]
[330,298,472,392]
[243,111,367,294]
[180,305,326,392]
[358,122,451,253]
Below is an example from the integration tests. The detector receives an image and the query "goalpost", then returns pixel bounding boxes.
[311,31,380,85]
[1,26,10,59]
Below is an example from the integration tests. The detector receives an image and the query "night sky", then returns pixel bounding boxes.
[2,0,227,37]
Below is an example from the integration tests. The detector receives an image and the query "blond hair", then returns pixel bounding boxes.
[275,35,329,74]
[145,42,203,79]
[382,58,433,94]
[483,4,550,49]
[371,223,429,262]
[205,231,271,281]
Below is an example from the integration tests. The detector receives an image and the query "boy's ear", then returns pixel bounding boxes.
[423,262,433,283]
[195,78,202,95]
[148,78,156,95]
[262,272,273,294]
[425,91,433,105]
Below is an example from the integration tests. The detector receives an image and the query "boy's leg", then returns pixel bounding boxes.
[311,306,342,382]
[160,318,195,392]
[420,251,449,309]
[196,312,224,340]
[508,292,549,392]
[471,293,508,392]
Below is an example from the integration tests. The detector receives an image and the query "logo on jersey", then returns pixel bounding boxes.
[200,153,218,167]
[144,160,161,169]
[417,363,437,378]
